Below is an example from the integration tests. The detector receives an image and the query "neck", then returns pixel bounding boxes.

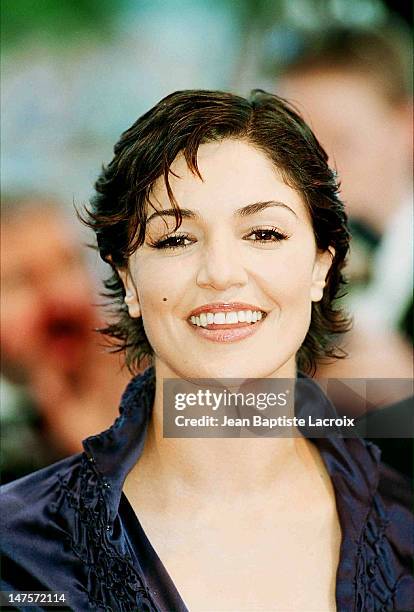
[127,360,319,503]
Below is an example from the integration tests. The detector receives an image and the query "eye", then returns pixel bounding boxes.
[149,233,195,250]
[244,227,289,243]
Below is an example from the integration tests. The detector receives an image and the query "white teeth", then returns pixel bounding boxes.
[225,312,238,324]
[190,310,265,326]
[213,312,226,324]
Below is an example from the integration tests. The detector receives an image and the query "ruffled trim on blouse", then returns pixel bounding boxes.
[51,453,158,611]
[354,494,397,612]
[43,369,412,612]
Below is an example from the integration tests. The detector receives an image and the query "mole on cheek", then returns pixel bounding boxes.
[162,297,168,302]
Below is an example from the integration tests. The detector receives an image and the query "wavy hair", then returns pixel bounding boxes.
[84,89,351,375]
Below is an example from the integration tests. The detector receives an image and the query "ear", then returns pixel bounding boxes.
[118,268,141,318]
[310,247,335,303]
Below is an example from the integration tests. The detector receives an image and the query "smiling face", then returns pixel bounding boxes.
[120,139,332,380]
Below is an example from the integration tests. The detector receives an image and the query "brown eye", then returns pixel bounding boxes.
[245,228,288,242]
[151,233,194,250]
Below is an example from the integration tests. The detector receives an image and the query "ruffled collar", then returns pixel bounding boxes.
[83,368,386,611]
[83,367,380,529]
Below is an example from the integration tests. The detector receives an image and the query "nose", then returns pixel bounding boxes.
[196,234,248,292]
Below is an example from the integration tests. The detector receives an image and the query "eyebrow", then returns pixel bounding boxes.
[146,200,297,223]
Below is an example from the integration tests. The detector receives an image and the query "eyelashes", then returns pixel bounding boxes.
[148,226,290,251]
[149,233,195,250]
[244,226,289,243]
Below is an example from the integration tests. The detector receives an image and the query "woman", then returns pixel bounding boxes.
[1,90,412,612]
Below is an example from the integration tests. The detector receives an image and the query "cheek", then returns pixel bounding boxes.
[131,256,190,342]
[256,244,316,353]
[136,263,184,309]
[258,241,316,306]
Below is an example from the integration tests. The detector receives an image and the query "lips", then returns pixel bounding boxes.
[187,302,267,343]
[188,302,263,317]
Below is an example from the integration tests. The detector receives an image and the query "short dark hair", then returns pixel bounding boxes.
[84,89,350,375]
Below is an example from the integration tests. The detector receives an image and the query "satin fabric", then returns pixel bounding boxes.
[1,368,413,611]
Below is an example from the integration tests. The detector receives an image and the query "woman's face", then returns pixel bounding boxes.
[121,140,332,380]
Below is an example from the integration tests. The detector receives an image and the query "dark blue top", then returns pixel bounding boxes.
[1,369,413,611]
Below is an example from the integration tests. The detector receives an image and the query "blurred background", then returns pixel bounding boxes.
[1,0,413,482]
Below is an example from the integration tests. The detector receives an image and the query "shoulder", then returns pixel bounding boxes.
[361,442,414,610]
[352,438,413,551]
[0,451,156,610]
[321,435,414,610]
[377,460,413,553]
[0,454,84,590]
[1,453,83,521]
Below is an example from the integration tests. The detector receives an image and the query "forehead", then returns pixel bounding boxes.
[150,139,308,220]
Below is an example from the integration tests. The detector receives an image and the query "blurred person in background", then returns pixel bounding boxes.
[1,195,130,482]
[277,23,413,384]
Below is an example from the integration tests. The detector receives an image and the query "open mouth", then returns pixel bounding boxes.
[187,303,267,342]
[189,309,265,329]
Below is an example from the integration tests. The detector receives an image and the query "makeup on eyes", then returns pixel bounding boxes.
[244,226,290,242]
[149,233,195,250]
[145,208,294,251]
[147,225,291,251]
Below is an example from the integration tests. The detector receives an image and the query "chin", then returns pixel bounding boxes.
[171,357,292,382]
